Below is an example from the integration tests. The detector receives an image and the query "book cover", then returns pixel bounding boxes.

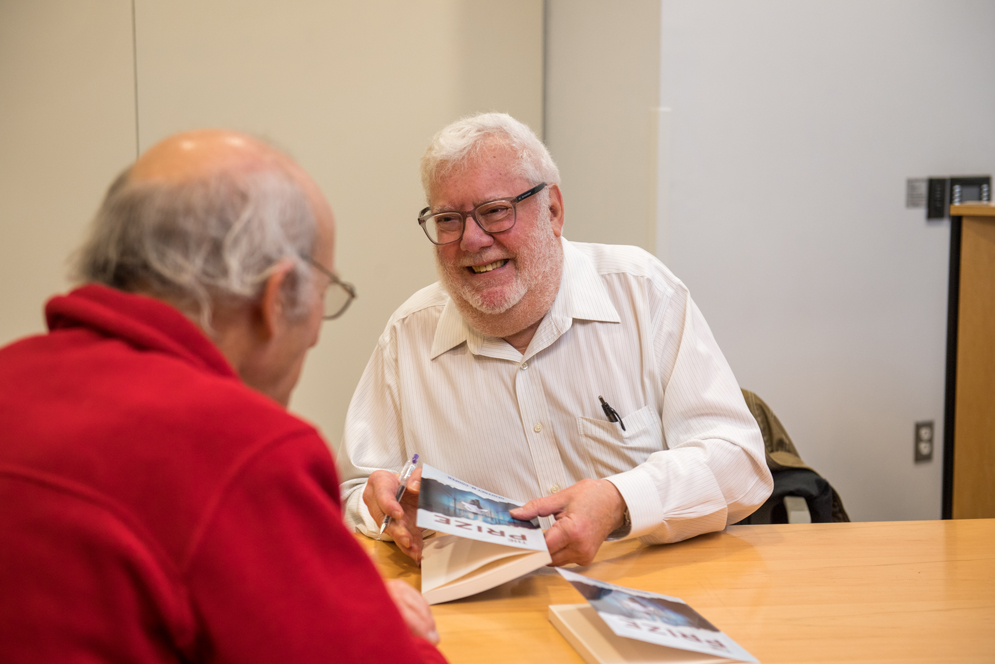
[551,569,758,663]
[416,464,551,604]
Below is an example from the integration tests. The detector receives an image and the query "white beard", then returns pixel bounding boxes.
[445,261,528,315]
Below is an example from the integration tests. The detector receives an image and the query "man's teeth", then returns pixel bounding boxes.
[471,260,507,274]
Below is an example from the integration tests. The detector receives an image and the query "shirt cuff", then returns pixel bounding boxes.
[346,483,390,540]
[604,469,660,540]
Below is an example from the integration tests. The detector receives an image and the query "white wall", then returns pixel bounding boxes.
[547,0,995,521]
[0,0,544,451]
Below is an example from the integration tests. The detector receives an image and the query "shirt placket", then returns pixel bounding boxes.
[514,354,568,530]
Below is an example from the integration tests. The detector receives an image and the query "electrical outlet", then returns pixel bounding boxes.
[915,421,934,463]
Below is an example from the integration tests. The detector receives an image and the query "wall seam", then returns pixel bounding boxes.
[131,0,140,157]
[541,0,549,141]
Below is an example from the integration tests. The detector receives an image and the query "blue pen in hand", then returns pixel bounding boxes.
[379,454,419,537]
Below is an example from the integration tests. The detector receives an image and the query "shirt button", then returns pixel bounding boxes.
[521,361,529,370]
[550,484,560,494]
[533,423,543,433]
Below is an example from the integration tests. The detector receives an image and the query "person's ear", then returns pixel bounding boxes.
[548,183,565,237]
[257,258,297,341]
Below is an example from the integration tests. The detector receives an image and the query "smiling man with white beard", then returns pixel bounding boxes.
[338,113,773,567]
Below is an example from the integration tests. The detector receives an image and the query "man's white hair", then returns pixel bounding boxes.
[420,112,561,200]
[72,165,318,332]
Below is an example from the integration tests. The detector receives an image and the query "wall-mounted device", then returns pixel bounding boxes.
[926,178,948,219]
[926,175,991,220]
[950,176,991,206]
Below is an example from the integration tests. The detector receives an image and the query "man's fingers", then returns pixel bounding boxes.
[387,519,411,549]
[543,519,572,555]
[510,493,564,520]
[531,479,625,567]
[385,579,439,644]
[405,467,423,493]
[393,528,423,562]
[371,466,424,523]
[378,488,407,521]
[544,518,595,564]
[509,501,537,520]
[545,521,599,566]
[387,517,424,562]
[366,470,403,522]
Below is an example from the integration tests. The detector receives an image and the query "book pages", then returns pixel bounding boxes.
[422,535,550,605]
[417,464,551,604]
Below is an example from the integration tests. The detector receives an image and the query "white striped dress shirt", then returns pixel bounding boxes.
[338,238,772,544]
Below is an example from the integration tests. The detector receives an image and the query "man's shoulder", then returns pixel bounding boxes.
[181,367,319,440]
[381,281,449,332]
[566,240,684,294]
[142,358,325,467]
[0,329,330,569]
[0,324,323,472]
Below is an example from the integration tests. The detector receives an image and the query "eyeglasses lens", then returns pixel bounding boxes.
[424,201,517,245]
[429,213,465,245]
[324,282,354,319]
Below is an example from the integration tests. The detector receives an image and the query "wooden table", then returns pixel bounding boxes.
[359,519,995,663]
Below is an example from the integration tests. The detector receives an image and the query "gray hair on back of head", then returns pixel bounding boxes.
[72,164,318,332]
[420,112,560,202]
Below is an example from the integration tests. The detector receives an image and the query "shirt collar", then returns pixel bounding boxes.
[429,237,620,360]
[431,299,483,359]
[551,237,621,326]
[45,284,238,379]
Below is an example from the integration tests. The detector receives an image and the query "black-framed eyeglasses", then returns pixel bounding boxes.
[417,182,547,245]
[301,256,356,320]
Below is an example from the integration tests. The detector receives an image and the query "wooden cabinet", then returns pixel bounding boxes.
[944,203,995,519]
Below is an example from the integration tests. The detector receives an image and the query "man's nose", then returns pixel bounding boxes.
[460,214,494,253]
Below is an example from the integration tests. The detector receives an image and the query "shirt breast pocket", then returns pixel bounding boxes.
[575,405,663,477]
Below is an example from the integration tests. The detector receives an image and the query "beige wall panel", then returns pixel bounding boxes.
[0,0,137,346]
[545,0,662,252]
[133,0,544,448]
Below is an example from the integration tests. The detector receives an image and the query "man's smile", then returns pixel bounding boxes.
[469,259,509,274]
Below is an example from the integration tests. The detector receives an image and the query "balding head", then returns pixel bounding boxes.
[130,130,278,184]
[73,129,335,332]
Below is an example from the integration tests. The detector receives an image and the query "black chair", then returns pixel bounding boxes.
[736,389,849,525]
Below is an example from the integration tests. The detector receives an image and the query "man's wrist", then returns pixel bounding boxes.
[603,479,631,541]
[607,505,631,541]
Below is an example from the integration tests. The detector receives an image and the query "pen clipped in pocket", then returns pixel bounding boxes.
[576,405,662,476]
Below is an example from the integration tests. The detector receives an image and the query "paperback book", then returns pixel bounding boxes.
[416,464,551,604]
[550,569,758,663]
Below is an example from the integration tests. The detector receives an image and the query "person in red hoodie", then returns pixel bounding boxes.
[0,130,446,663]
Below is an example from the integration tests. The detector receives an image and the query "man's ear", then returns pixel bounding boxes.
[257,258,297,341]
[548,183,565,237]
